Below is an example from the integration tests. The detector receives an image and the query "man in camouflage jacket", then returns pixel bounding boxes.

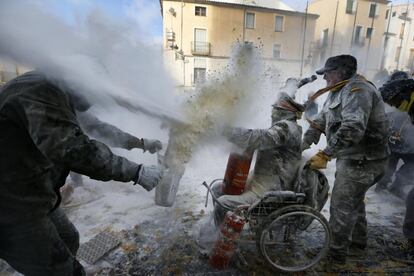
[302,55,389,264]
[380,72,414,260]
[212,93,304,225]
[64,110,163,189]
[0,71,163,275]
[375,110,414,199]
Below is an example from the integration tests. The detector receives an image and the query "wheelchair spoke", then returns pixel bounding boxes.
[259,207,331,272]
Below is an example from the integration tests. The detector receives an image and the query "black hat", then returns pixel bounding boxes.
[389,71,409,81]
[316,55,357,75]
[380,78,414,103]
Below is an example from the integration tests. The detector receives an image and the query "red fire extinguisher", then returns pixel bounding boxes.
[209,210,246,269]
[222,151,253,195]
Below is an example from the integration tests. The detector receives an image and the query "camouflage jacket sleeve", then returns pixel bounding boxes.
[77,111,144,149]
[224,121,291,151]
[14,83,139,182]
[302,111,326,147]
[323,82,373,157]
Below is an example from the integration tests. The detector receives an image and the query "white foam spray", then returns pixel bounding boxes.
[0,0,184,124]
[155,43,272,206]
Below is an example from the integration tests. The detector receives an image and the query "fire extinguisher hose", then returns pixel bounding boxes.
[202,181,250,215]
[202,180,229,210]
[202,179,232,211]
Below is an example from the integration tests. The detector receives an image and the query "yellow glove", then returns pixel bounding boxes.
[398,91,414,112]
[308,150,331,170]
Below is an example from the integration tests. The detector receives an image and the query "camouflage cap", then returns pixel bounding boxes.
[316,55,357,75]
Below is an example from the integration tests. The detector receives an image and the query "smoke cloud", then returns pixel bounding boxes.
[0,0,183,124]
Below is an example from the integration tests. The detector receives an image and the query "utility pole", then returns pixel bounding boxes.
[381,4,393,70]
[330,0,339,56]
[350,0,359,51]
[396,1,410,70]
[300,1,309,78]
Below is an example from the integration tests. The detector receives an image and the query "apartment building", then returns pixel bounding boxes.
[309,0,388,78]
[160,0,318,87]
[382,3,414,74]
[0,60,29,86]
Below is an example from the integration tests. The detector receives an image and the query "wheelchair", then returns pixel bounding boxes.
[202,165,331,272]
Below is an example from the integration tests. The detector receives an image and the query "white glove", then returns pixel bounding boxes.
[134,165,163,191]
[142,139,163,154]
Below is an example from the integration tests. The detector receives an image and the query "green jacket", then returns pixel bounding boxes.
[226,118,302,196]
[0,71,139,223]
[303,75,389,160]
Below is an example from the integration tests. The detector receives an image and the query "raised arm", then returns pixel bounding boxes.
[302,111,326,150]
[77,111,144,150]
[223,121,292,151]
[12,83,139,182]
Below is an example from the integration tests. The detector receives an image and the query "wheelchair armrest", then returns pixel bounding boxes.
[263,191,306,203]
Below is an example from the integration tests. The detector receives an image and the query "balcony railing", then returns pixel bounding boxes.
[191,41,211,56]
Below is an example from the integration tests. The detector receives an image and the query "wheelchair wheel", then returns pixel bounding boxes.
[257,205,331,272]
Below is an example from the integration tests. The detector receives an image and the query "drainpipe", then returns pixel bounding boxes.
[364,2,376,74]
[181,0,185,86]
[397,1,410,70]
[300,1,309,78]
[403,6,413,71]
[243,7,246,42]
[350,0,359,51]
[330,0,339,56]
[381,4,393,70]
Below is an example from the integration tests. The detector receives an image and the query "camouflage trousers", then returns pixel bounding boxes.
[404,187,414,240]
[211,182,259,226]
[330,158,387,256]
[376,153,414,198]
[0,208,85,276]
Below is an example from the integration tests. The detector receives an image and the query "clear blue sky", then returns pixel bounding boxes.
[46,0,411,41]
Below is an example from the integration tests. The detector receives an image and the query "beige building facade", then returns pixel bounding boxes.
[0,59,30,86]
[309,0,388,78]
[160,0,318,87]
[382,3,414,74]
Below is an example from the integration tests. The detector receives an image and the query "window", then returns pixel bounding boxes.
[409,49,414,67]
[386,9,390,19]
[322,28,329,47]
[273,44,281,58]
[195,6,206,16]
[400,23,406,39]
[193,28,209,55]
[275,15,284,32]
[194,68,206,84]
[354,26,363,45]
[366,27,373,39]
[395,46,402,62]
[346,0,355,14]
[245,12,255,29]
[369,3,377,18]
